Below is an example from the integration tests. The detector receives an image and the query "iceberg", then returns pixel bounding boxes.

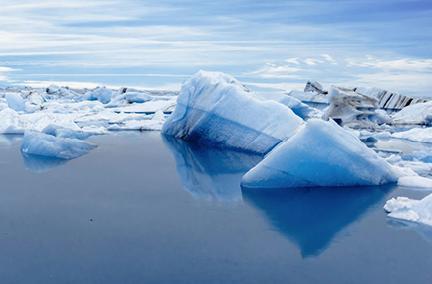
[162,71,304,154]
[242,119,398,188]
[384,194,432,226]
[322,87,387,127]
[392,101,432,125]
[21,131,97,159]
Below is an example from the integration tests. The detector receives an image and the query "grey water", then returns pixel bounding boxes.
[0,132,431,284]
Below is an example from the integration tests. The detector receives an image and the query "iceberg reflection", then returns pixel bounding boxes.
[243,186,393,257]
[163,135,262,201]
[21,153,67,173]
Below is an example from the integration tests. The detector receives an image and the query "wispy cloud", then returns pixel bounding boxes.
[0,0,430,95]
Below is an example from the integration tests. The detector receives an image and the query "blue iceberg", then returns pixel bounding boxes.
[242,119,398,188]
[162,71,303,154]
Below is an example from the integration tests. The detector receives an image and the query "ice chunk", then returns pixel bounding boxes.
[124,91,152,103]
[322,87,382,127]
[162,71,304,154]
[0,108,25,134]
[384,194,432,226]
[42,124,92,140]
[304,81,327,94]
[398,176,432,189]
[392,127,432,143]
[21,131,97,159]
[242,119,398,188]
[392,101,432,125]
[276,95,321,120]
[5,93,25,112]
[85,87,113,104]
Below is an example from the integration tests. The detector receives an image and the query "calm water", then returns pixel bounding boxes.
[0,133,431,284]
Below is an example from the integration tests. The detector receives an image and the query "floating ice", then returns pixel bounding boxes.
[322,87,389,127]
[242,119,398,188]
[398,176,432,189]
[162,71,303,154]
[276,95,321,120]
[384,194,432,226]
[6,93,25,112]
[0,108,25,134]
[21,131,97,159]
[392,101,432,125]
[392,127,432,143]
[85,87,113,104]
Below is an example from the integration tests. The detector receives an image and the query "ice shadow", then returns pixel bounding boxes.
[162,135,262,202]
[21,153,68,173]
[242,185,395,257]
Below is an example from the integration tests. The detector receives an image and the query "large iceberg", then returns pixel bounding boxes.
[162,71,303,154]
[242,119,398,188]
[21,131,97,159]
[384,194,432,226]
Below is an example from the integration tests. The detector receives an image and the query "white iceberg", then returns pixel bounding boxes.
[5,93,26,112]
[21,131,97,159]
[242,119,398,188]
[162,71,304,154]
[392,101,432,125]
[384,194,432,226]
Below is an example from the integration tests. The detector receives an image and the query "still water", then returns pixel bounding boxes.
[0,133,431,284]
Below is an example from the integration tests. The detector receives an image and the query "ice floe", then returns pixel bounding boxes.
[21,131,97,159]
[385,194,432,226]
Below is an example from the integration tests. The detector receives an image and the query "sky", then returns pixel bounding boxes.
[0,0,431,96]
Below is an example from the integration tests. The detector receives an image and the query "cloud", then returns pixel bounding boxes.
[247,55,432,96]
[0,66,17,81]
[346,57,432,72]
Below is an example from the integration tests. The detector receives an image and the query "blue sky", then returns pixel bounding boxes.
[0,0,431,96]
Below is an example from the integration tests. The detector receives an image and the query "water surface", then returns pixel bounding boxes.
[0,133,431,284]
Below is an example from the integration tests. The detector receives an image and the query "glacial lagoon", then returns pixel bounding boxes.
[0,132,431,283]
